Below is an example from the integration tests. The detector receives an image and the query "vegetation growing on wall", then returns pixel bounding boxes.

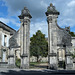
[15,58,21,68]
[69,31,75,37]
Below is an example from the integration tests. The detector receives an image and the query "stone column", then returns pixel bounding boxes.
[18,7,32,69]
[45,3,59,69]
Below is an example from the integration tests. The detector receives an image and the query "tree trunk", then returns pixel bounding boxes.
[37,56,39,62]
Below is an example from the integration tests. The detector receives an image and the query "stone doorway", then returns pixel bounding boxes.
[57,48,66,69]
[2,49,6,62]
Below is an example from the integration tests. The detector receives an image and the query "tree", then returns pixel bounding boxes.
[69,31,75,37]
[30,30,48,62]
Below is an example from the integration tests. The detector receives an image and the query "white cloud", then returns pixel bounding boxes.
[0,18,10,24]
[0,17,20,27]
[40,0,48,9]
[67,0,75,7]
[30,21,48,37]
[58,18,75,28]
[1,0,75,35]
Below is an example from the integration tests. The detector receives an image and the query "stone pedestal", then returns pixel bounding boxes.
[73,59,75,70]
[65,46,73,70]
[8,48,15,68]
[66,55,73,70]
[8,55,15,68]
[21,54,29,69]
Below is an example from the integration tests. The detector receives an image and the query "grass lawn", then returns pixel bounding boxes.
[30,62,47,65]
[30,62,48,69]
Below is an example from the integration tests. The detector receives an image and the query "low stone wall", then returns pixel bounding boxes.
[30,56,48,62]
[0,62,8,68]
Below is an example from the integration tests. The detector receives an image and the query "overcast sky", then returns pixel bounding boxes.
[0,0,75,37]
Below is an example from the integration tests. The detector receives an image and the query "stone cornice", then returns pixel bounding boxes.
[20,54,28,57]
[8,55,14,58]
[49,53,57,56]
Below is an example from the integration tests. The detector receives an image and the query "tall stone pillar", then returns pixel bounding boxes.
[18,7,32,69]
[0,28,2,62]
[45,3,59,69]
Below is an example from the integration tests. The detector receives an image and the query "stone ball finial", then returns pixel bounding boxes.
[50,3,53,7]
[21,7,28,16]
[24,7,27,10]
[45,3,60,16]
[18,7,32,19]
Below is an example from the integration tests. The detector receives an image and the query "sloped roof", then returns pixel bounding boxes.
[0,21,16,35]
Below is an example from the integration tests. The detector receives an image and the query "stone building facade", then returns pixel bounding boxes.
[0,3,75,70]
[0,21,16,67]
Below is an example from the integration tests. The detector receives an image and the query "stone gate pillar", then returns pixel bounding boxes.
[18,7,32,69]
[45,3,59,69]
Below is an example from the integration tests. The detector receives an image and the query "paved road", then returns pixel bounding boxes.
[0,69,75,75]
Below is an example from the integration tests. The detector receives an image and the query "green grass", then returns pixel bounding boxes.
[30,62,47,65]
[30,62,48,68]
[30,62,41,66]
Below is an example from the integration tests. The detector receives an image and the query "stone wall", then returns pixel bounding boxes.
[30,56,48,62]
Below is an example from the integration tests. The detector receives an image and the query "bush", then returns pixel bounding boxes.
[15,58,21,68]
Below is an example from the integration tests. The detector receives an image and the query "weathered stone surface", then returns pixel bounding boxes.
[0,4,75,70]
[46,3,73,70]
[0,21,16,35]
[18,7,32,69]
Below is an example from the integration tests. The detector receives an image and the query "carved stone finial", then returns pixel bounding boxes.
[24,7,27,10]
[18,7,32,19]
[50,3,53,7]
[45,3,60,16]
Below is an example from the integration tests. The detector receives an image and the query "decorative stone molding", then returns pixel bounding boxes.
[20,54,28,57]
[8,55,14,58]
[49,53,57,56]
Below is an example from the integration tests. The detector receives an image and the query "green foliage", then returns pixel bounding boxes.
[15,58,21,68]
[71,49,75,59]
[69,31,75,37]
[58,61,65,68]
[30,30,48,62]
[72,55,75,59]
[69,49,75,59]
